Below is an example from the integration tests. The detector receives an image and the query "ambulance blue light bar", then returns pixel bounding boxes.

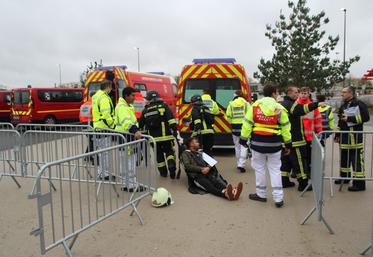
[97,65,127,71]
[192,58,236,64]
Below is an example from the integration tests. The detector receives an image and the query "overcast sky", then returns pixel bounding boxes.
[0,0,372,87]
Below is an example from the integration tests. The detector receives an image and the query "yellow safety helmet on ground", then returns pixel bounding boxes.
[151,187,173,207]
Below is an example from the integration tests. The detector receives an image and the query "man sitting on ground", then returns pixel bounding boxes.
[181,137,243,200]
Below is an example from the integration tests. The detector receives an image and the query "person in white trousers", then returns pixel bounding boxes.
[225,90,250,173]
[240,85,292,208]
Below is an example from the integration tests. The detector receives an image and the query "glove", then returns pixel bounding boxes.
[239,138,248,147]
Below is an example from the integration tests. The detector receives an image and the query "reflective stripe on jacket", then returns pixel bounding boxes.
[225,96,250,135]
[318,105,334,131]
[241,97,292,153]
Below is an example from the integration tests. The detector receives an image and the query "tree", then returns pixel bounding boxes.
[254,0,360,92]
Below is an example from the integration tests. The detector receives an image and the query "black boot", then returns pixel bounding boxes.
[348,180,366,192]
[298,179,312,192]
[282,176,295,188]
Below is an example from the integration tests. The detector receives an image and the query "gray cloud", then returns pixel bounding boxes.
[0,0,372,87]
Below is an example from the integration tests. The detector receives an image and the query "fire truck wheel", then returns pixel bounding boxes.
[44,115,56,124]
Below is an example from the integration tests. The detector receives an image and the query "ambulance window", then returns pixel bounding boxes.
[134,83,147,97]
[88,82,101,97]
[215,79,241,109]
[183,79,208,103]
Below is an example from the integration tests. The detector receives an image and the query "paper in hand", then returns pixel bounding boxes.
[202,152,217,167]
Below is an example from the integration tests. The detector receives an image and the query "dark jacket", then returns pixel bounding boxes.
[280,96,318,147]
[336,97,370,149]
[190,104,215,136]
[139,100,177,142]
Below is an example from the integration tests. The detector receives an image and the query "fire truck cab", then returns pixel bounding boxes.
[176,58,251,146]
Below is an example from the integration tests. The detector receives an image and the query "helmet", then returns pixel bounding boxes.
[190,95,202,105]
[151,187,173,207]
[146,90,160,101]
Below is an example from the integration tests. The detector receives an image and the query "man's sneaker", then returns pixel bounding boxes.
[237,167,246,173]
[275,201,284,208]
[121,185,145,192]
[249,193,267,202]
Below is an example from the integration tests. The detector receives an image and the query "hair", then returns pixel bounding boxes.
[262,84,277,97]
[203,88,211,94]
[285,85,297,95]
[122,87,136,98]
[185,137,198,149]
[300,87,310,93]
[89,91,95,97]
[100,80,112,90]
[316,95,325,102]
[344,86,356,96]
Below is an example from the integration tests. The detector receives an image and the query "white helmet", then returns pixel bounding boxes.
[151,187,173,207]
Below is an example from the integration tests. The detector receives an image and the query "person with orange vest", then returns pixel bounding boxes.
[297,87,323,169]
[79,91,95,124]
[240,85,292,208]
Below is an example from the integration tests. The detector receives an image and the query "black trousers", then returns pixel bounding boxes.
[281,145,309,180]
[194,172,227,197]
[198,133,214,156]
[156,140,176,177]
[340,148,365,178]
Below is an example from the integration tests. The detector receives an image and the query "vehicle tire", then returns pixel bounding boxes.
[44,115,56,124]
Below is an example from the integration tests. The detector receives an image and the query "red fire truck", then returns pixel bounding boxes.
[0,89,12,122]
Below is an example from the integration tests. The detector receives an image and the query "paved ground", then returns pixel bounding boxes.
[0,147,372,257]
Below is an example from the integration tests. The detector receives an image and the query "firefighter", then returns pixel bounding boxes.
[225,90,250,173]
[201,89,219,115]
[334,86,370,191]
[139,90,178,179]
[115,87,144,192]
[240,84,292,208]
[190,95,215,156]
[297,87,323,168]
[316,94,335,139]
[91,80,115,180]
[280,85,326,191]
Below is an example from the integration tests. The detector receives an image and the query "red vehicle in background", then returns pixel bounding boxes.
[11,87,84,124]
[81,66,177,124]
[0,89,12,122]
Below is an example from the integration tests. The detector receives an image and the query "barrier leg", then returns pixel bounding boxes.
[329,177,334,197]
[320,216,335,234]
[62,240,74,257]
[299,183,311,197]
[301,206,316,225]
[11,176,21,188]
[48,178,57,192]
[68,234,79,250]
[129,198,144,225]
[360,245,371,255]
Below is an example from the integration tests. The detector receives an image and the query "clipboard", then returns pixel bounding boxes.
[202,152,217,167]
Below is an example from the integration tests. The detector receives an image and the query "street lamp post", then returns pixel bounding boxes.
[134,47,140,72]
[341,8,347,86]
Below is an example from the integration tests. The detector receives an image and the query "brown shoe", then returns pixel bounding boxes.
[249,193,267,202]
[233,182,243,200]
[225,184,234,200]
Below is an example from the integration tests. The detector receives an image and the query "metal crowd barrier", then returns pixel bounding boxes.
[0,129,128,188]
[15,123,93,134]
[301,131,373,255]
[29,138,154,257]
[0,122,15,130]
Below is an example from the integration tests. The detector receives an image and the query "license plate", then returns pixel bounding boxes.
[12,116,20,120]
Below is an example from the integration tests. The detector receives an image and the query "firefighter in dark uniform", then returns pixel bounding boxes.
[139,90,178,179]
[280,85,326,191]
[335,86,370,191]
[190,95,216,156]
